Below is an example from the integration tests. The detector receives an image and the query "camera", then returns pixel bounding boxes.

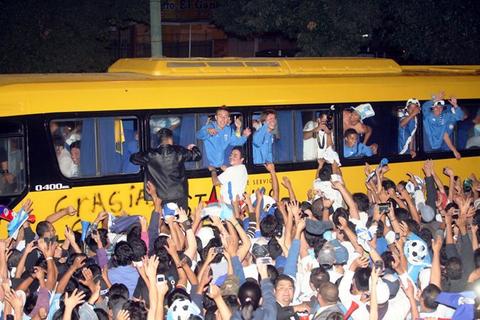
[214,247,224,254]
[325,113,334,130]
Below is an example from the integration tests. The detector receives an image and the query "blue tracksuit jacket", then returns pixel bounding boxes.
[422,100,464,151]
[253,124,274,164]
[196,121,247,167]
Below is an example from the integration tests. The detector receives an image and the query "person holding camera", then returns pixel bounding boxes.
[303,113,334,161]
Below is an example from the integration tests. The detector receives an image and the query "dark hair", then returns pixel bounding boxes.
[7,249,22,270]
[260,215,277,238]
[421,284,441,310]
[382,179,396,191]
[332,207,349,227]
[381,251,395,271]
[267,265,279,284]
[94,308,109,320]
[446,257,463,280]
[167,287,190,308]
[238,281,262,320]
[318,163,333,181]
[231,146,245,159]
[344,128,358,138]
[24,291,38,315]
[129,238,147,262]
[394,208,410,222]
[113,241,134,266]
[267,238,283,260]
[260,109,277,121]
[445,202,459,212]
[352,193,370,212]
[122,300,148,320]
[36,221,52,238]
[325,312,344,320]
[107,284,129,300]
[353,267,371,292]
[310,266,330,290]
[474,248,480,268]
[107,294,128,314]
[418,228,433,249]
[216,106,229,114]
[319,282,339,304]
[274,274,295,289]
[70,140,81,150]
[157,128,173,144]
[311,198,324,219]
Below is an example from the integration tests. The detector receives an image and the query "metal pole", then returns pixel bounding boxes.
[150,0,163,57]
[188,23,192,58]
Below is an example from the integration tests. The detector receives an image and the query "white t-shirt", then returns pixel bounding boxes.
[218,164,248,204]
[303,121,330,160]
[57,148,78,177]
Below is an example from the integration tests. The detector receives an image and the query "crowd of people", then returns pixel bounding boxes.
[0,101,480,320]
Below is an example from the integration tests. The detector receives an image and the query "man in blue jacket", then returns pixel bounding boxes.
[398,98,421,158]
[422,92,464,159]
[196,106,251,170]
[253,109,277,164]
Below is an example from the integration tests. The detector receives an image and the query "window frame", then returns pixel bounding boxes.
[0,120,27,198]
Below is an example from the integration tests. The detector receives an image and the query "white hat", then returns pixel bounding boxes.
[197,227,215,249]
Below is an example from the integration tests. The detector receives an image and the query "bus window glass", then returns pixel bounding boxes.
[299,109,335,162]
[252,110,293,164]
[396,100,421,158]
[51,117,139,178]
[456,104,480,150]
[342,103,378,159]
[150,114,202,170]
[0,136,26,196]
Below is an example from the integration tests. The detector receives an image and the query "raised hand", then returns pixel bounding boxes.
[117,309,131,320]
[64,289,86,310]
[21,199,33,214]
[72,256,86,270]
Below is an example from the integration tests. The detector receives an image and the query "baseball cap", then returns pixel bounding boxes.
[406,98,420,107]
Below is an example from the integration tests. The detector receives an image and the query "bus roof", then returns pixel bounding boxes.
[0,57,479,117]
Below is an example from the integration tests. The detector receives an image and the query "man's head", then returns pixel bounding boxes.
[157,128,173,145]
[445,257,463,280]
[274,274,295,306]
[215,107,230,129]
[53,135,65,155]
[262,109,277,131]
[36,221,55,239]
[344,128,359,147]
[350,109,361,124]
[432,100,445,117]
[113,241,134,266]
[229,147,245,166]
[70,141,81,165]
[406,98,420,114]
[310,266,330,291]
[317,282,339,307]
[420,284,441,311]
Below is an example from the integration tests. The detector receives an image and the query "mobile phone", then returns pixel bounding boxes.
[395,233,401,241]
[157,274,166,283]
[214,247,224,254]
[378,203,390,213]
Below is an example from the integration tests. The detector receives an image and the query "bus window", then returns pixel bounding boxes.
[150,114,203,170]
[342,104,378,159]
[252,110,294,164]
[0,133,26,196]
[299,109,335,162]
[51,117,139,178]
[456,104,480,150]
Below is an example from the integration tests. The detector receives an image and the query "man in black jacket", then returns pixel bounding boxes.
[130,128,201,210]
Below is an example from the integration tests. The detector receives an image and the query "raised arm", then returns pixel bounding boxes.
[430,233,443,288]
[265,163,279,202]
[331,180,360,220]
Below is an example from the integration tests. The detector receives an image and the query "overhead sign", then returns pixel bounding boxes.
[161,0,217,21]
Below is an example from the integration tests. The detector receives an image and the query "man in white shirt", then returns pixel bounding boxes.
[209,146,248,204]
[303,113,334,161]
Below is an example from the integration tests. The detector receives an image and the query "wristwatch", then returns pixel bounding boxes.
[182,220,193,230]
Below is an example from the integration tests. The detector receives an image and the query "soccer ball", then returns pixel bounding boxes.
[405,240,428,265]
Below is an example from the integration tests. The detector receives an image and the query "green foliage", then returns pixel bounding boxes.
[213,0,480,64]
[0,0,149,73]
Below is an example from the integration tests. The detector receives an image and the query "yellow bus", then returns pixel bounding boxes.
[0,57,479,236]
